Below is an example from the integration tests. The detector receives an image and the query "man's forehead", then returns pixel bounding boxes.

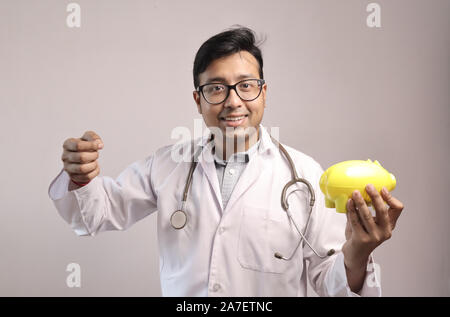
[199,51,260,83]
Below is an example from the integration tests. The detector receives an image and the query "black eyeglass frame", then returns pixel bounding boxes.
[196,78,266,105]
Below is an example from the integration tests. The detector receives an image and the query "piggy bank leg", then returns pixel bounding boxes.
[335,195,348,213]
[325,197,335,208]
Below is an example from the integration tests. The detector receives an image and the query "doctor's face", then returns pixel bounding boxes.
[193,51,267,140]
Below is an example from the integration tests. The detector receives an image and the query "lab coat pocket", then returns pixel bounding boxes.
[237,205,299,274]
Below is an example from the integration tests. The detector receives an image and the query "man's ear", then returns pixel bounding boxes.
[262,83,267,108]
[193,91,202,114]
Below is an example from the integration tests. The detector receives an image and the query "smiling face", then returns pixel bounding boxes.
[193,51,267,148]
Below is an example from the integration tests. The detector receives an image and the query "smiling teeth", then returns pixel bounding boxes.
[225,116,245,121]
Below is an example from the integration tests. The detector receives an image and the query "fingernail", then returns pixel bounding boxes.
[382,187,388,195]
[367,184,377,193]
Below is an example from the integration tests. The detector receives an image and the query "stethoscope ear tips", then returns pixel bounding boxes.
[274,252,284,259]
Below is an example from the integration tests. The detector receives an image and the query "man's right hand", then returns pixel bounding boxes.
[61,131,104,189]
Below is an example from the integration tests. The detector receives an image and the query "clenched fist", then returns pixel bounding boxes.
[61,131,104,190]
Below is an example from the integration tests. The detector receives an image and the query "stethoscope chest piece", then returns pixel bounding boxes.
[170,210,187,229]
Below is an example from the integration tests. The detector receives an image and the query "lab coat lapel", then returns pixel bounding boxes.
[197,143,224,212]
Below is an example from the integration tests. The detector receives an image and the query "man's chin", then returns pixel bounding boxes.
[221,125,247,137]
[208,124,259,141]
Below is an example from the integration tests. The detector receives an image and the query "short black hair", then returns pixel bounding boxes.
[193,26,264,89]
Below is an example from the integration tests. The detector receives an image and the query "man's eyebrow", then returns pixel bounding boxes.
[235,73,256,81]
[205,74,256,84]
[205,77,226,83]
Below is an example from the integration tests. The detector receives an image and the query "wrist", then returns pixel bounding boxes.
[342,244,370,271]
[344,253,370,271]
[70,179,90,187]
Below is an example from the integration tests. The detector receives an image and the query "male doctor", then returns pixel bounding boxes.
[48,27,404,296]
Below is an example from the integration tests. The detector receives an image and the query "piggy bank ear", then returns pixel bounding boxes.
[374,160,381,167]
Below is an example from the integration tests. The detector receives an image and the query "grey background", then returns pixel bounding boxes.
[0,0,449,296]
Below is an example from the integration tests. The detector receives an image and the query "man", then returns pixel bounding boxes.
[48,27,404,296]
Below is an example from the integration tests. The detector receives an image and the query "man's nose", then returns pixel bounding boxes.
[224,88,243,108]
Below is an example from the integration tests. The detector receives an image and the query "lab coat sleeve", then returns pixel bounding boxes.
[48,155,158,236]
[303,163,382,297]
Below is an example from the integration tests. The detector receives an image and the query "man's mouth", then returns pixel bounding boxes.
[222,115,247,121]
[220,114,249,127]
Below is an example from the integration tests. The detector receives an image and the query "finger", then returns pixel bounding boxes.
[64,161,97,175]
[63,138,102,152]
[352,190,377,234]
[365,184,390,229]
[81,131,103,149]
[346,198,366,235]
[62,150,99,163]
[70,165,100,183]
[381,187,404,229]
[344,209,352,240]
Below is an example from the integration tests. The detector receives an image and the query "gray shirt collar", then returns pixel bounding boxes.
[213,138,261,166]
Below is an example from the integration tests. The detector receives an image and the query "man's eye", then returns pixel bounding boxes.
[204,85,224,94]
[239,82,253,90]
[209,85,226,94]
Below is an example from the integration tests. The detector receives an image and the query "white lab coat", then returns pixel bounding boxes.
[48,125,381,297]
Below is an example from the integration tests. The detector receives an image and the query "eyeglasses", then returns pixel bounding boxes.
[197,79,265,105]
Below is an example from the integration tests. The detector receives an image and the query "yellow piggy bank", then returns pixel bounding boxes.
[319,159,396,213]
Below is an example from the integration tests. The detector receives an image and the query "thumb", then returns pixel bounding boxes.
[81,130,104,149]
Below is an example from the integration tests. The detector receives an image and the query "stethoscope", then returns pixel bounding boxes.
[170,136,335,260]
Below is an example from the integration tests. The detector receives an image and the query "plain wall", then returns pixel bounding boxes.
[0,0,449,296]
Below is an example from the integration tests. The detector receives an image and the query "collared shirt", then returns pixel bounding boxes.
[213,139,260,210]
[48,124,381,297]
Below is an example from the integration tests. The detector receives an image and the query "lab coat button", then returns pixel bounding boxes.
[229,168,235,175]
[218,227,225,234]
[212,283,221,292]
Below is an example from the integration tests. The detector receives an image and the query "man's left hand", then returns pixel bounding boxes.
[342,184,404,291]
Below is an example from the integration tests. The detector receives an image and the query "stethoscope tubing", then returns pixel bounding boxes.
[173,135,334,259]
